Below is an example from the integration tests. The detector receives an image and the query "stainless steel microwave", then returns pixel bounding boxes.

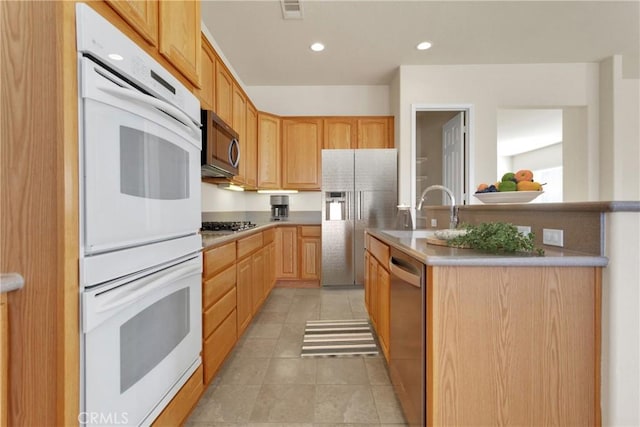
[201,110,240,178]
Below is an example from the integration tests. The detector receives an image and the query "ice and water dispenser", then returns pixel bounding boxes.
[325,192,347,221]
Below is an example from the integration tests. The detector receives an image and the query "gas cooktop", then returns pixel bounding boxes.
[201,221,257,233]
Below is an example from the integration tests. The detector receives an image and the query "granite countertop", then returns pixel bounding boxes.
[201,218,321,249]
[367,229,609,268]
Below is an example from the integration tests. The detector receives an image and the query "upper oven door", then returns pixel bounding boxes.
[79,58,201,255]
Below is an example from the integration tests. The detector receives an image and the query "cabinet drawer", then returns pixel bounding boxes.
[204,310,237,384]
[299,225,321,237]
[263,227,275,244]
[237,232,263,259]
[203,264,236,309]
[204,287,236,339]
[369,237,389,267]
[204,241,236,279]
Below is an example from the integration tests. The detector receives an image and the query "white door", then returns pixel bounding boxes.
[442,112,465,204]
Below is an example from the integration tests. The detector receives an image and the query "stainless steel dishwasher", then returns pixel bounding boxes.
[388,247,425,427]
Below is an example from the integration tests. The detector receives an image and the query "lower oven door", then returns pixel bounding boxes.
[82,254,202,426]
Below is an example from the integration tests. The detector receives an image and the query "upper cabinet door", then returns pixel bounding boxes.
[357,117,394,149]
[245,103,258,189]
[105,0,159,46]
[282,118,322,190]
[232,84,247,184]
[198,37,216,111]
[215,61,233,125]
[257,113,281,189]
[158,0,201,87]
[323,118,357,149]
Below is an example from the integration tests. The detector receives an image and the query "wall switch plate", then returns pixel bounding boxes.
[430,218,438,228]
[516,225,531,235]
[543,228,564,247]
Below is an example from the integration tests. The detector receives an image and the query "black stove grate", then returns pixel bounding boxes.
[201,221,257,232]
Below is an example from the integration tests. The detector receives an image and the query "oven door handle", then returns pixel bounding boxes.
[95,262,200,313]
[99,85,201,136]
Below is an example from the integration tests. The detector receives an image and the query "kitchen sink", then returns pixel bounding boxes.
[381,229,436,239]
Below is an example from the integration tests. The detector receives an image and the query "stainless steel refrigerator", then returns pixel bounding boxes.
[321,149,397,286]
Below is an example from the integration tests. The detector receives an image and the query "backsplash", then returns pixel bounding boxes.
[202,210,321,224]
[421,203,604,255]
[201,182,322,212]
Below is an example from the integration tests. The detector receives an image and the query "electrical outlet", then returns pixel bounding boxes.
[430,218,438,228]
[516,225,531,235]
[543,228,564,247]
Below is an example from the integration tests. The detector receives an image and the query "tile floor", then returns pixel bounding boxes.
[186,286,408,427]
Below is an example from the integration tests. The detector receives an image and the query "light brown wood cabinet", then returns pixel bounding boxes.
[275,226,321,283]
[323,117,394,149]
[236,255,253,337]
[244,103,258,189]
[281,118,323,190]
[215,61,233,125]
[257,112,281,189]
[105,0,159,46]
[275,226,298,279]
[232,84,247,183]
[152,365,204,426]
[376,265,390,359]
[104,0,201,87]
[158,0,201,87]
[427,265,601,426]
[323,117,357,149]
[364,235,390,360]
[251,248,266,314]
[198,36,216,111]
[299,226,321,281]
[202,242,237,384]
[357,117,394,149]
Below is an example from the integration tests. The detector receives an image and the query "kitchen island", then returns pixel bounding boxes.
[365,227,607,426]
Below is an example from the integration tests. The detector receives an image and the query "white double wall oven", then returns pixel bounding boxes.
[77,4,202,426]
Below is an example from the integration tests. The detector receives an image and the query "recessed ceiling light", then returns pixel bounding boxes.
[416,41,432,51]
[310,42,325,52]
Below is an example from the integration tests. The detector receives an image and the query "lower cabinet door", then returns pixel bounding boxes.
[236,257,253,336]
[203,310,237,385]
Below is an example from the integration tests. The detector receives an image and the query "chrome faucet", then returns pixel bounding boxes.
[417,185,459,229]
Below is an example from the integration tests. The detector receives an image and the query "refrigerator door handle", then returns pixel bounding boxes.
[358,191,363,220]
[346,191,352,220]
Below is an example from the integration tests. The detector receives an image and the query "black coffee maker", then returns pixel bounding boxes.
[270,195,289,221]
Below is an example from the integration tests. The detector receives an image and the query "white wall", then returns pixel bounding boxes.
[244,191,321,212]
[511,143,562,172]
[395,63,600,206]
[246,85,390,116]
[599,56,640,200]
[599,55,640,427]
[602,212,640,427]
[563,106,590,201]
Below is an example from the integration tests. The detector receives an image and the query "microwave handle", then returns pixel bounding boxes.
[229,138,240,167]
[99,85,201,136]
[95,262,201,313]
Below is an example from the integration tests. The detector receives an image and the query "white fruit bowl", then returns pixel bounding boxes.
[473,191,544,204]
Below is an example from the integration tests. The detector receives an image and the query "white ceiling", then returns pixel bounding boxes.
[201,0,640,86]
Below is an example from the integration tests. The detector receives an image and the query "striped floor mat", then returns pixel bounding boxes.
[301,319,379,357]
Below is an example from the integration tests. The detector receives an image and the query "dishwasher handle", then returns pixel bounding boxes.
[389,256,422,288]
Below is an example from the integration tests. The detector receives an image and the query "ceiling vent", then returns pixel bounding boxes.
[281,0,303,19]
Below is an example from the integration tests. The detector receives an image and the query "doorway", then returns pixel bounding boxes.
[412,105,472,229]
